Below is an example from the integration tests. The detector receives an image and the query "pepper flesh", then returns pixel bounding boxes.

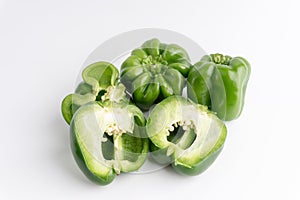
[187,53,251,121]
[120,38,191,110]
[147,96,227,176]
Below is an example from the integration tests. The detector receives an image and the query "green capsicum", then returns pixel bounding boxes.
[61,61,125,124]
[187,53,251,121]
[147,96,227,176]
[70,100,148,185]
[120,38,191,110]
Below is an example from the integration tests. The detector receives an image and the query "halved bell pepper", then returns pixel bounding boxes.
[187,53,251,121]
[120,38,191,110]
[70,101,148,185]
[147,96,227,176]
[61,62,126,124]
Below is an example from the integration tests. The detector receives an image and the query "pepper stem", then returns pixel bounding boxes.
[142,55,167,65]
[210,53,232,65]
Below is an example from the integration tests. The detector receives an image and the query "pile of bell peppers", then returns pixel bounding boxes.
[61,38,250,185]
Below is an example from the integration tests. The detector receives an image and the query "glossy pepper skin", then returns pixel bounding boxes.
[147,96,227,176]
[71,101,148,185]
[61,62,124,124]
[120,38,191,110]
[187,53,251,121]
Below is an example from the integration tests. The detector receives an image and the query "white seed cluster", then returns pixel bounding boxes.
[167,120,196,134]
[101,94,107,101]
[101,86,113,101]
[102,123,126,142]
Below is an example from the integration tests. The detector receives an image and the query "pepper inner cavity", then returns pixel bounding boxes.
[167,121,197,150]
[101,122,127,160]
[95,89,107,101]
[101,132,114,160]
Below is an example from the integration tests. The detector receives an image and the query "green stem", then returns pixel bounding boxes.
[210,53,232,65]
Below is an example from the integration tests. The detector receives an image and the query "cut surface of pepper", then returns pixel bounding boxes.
[61,62,125,124]
[147,96,227,176]
[71,101,148,185]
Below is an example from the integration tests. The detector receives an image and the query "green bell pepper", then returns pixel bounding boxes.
[187,53,251,121]
[61,62,126,124]
[147,96,227,176]
[120,38,191,110]
[70,101,148,185]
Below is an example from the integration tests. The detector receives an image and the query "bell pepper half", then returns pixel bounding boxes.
[147,96,227,176]
[61,62,126,124]
[70,101,148,185]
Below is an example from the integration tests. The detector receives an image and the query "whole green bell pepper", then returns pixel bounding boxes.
[70,100,148,185]
[61,62,126,124]
[147,96,227,176]
[120,38,191,110]
[187,53,251,121]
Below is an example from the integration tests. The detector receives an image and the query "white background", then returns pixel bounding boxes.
[1,0,299,199]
